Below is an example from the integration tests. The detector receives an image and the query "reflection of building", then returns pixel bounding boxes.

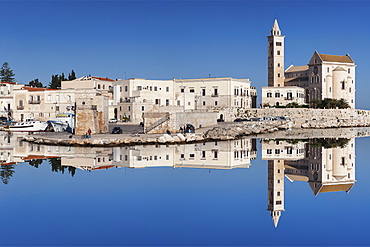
[263,138,356,228]
[109,139,257,170]
[285,139,356,196]
[262,140,306,228]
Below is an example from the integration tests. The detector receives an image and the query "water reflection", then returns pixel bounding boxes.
[0,132,357,229]
[262,138,355,227]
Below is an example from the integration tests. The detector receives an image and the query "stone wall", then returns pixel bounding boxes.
[238,108,370,128]
[143,112,217,134]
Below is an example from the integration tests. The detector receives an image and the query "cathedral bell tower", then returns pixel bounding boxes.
[268,19,285,87]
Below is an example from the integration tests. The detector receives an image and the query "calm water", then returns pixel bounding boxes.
[0,131,369,246]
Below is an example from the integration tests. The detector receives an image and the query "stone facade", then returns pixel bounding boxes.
[263,19,356,108]
[239,108,370,128]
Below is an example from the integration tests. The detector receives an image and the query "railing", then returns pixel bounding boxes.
[145,113,170,133]
[211,94,219,97]
[17,106,24,110]
[29,100,41,104]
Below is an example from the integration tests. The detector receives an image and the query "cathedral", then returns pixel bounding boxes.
[262,19,356,108]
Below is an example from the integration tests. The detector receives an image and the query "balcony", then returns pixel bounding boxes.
[211,94,219,97]
[29,100,41,104]
[17,106,24,110]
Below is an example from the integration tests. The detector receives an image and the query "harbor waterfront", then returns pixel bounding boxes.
[0,129,370,245]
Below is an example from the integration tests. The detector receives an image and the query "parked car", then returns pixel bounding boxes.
[250,117,262,121]
[0,117,7,124]
[109,119,118,123]
[234,118,243,122]
[112,127,122,134]
[217,118,225,122]
[184,124,195,133]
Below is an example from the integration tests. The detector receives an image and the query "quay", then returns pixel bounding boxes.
[22,121,292,147]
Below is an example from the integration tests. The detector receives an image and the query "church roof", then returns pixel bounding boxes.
[285,65,309,73]
[318,53,354,63]
[310,182,355,196]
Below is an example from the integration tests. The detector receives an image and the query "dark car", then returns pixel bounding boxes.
[184,124,195,133]
[234,118,243,122]
[0,117,7,124]
[112,127,122,134]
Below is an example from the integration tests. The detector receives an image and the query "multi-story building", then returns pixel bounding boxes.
[262,19,356,108]
[0,82,24,120]
[111,77,256,123]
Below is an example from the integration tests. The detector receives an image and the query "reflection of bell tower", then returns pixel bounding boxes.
[267,19,285,87]
[267,160,285,228]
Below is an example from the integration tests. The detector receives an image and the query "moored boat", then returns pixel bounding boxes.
[8,118,48,132]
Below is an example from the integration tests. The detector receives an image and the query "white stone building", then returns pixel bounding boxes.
[111,77,257,123]
[262,19,356,108]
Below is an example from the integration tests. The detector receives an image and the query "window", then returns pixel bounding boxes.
[348,68,350,73]
[56,106,59,111]
[189,88,195,93]
[180,154,184,159]
[342,81,345,90]
[275,92,280,98]
[137,86,142,91]
[267,92,272,98]
[125,86,128,92]
[150,86,152,91]
[277,63,280,67]
[177,100,180,106]
[215,101,218,106]
[142,106,144,111]
[103,85,105,89]
[98,84,101,89]
[287,92,292,100]
[155,99,160,104]
[267,149,272,154]
[181,88,184,93]
[166,155,169,160]
[278,73,280,77]
[166,99,169,106]
[202,101,206,106]
[201,151,206,158]
[277,50,280,55]
[154,86,157,91]
[128,106,131,111]
[276,42,282,46]
[166,87,169,92]
[47,95,51,101]
[276,201,282,205]
[202,88,206,96]
[277,192,281,196]
[213,88,218,96]
[213,151,218,159]
[275,149,280,154]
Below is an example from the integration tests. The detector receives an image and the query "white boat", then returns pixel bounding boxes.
[8,118,48,132]
[46,120,70,132]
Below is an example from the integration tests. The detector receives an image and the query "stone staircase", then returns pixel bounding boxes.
[145,113,170,133]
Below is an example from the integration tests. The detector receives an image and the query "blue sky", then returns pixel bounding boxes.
[1,0,370,108]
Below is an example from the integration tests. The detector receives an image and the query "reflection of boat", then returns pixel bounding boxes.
[8,118,48,132]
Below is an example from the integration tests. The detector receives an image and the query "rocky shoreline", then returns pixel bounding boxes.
[22,121,292,147]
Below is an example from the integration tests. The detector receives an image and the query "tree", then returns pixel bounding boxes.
[0,164,15,184]
[28,79,43,88]
[0,62,15,82]
[68,70,76,80]
[48,72,73,89]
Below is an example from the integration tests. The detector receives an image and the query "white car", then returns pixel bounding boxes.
[109,119,118,123]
